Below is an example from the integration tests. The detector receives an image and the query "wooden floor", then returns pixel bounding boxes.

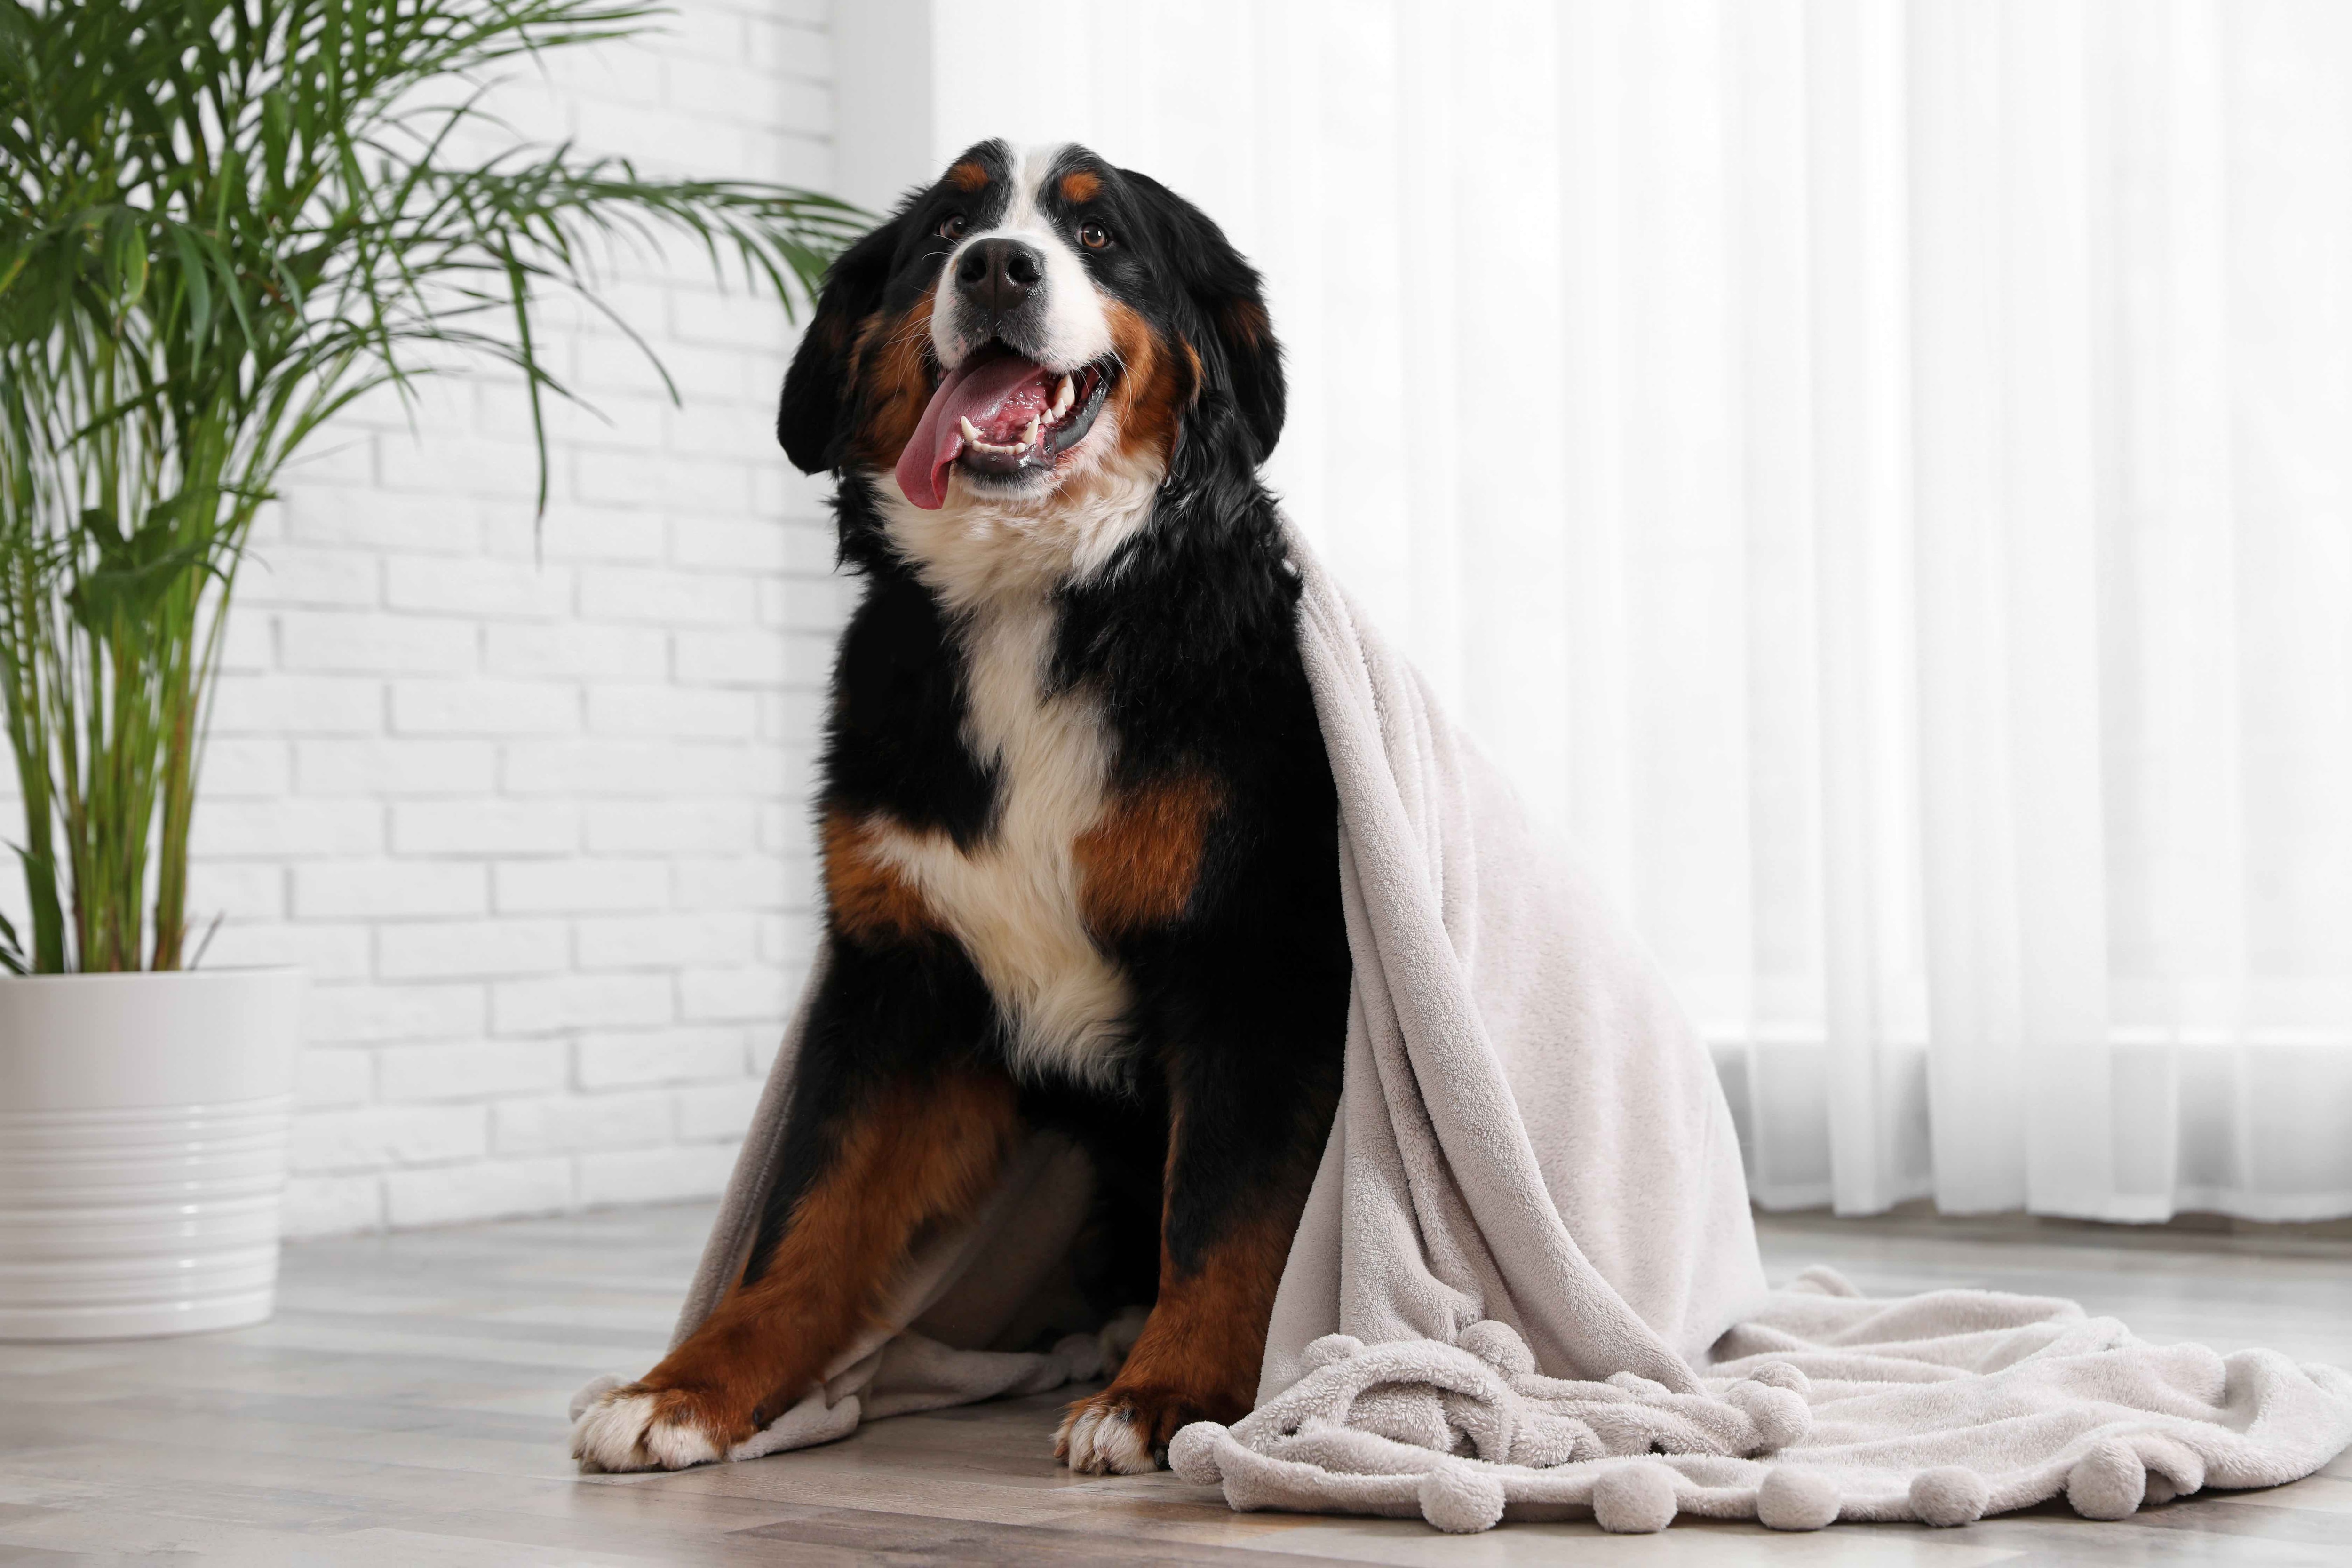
[2,1203,2348,1565]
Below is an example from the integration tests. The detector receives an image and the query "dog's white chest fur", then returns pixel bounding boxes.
[856,576,1129,1090]
[861,601,1128,1083]
[859,419,1164,1086]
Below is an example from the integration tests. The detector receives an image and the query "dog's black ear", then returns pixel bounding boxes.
[777,214,908,474]
[1126,173,1286,464]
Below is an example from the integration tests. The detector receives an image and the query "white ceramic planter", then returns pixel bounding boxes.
[0,968,302,1340]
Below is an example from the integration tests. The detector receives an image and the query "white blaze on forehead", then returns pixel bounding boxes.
[931,142,1112,373]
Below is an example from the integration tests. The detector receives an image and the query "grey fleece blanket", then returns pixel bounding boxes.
[575,535,2352,1534]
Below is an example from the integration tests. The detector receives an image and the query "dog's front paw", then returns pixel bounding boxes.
[1055,1385,1214,1476]
[571,1383,744,1473]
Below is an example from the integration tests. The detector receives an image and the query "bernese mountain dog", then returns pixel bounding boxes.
[573,141,1348,1478]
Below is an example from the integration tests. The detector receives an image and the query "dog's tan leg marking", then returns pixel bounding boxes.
[572,1069,1019,1472]
[1056,1206,1293,1475]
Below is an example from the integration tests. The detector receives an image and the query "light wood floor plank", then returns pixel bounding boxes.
[0,1201,2342,1563]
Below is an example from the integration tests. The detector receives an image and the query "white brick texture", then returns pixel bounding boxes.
[198,3,840,1237]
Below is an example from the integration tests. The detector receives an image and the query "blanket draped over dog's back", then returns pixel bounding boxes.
[604,531,2352,1533]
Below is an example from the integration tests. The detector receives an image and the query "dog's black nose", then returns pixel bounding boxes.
[955,238,1044,317]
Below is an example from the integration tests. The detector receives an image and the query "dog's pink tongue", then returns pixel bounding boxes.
[895,351,1049,510]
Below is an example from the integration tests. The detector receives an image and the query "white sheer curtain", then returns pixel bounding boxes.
[923,0,2352,1221]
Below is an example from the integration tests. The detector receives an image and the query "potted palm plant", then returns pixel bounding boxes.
[0,0,859,1339]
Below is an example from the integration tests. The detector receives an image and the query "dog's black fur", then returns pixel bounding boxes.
[585,143,1347,1475]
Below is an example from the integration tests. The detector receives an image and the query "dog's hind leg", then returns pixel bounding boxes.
[572,1060,1020,1472]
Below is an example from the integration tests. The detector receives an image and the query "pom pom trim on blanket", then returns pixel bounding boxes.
[1167,1267,2352,1534]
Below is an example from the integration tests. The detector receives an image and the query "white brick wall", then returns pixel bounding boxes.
[183,0,849,1237]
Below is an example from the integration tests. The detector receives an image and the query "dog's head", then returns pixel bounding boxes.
[778,142,1283,523]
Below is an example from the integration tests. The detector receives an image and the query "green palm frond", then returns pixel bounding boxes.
[0,0,867,971]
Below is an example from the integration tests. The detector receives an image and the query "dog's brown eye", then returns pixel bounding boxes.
[1077,221,1110,251]
[937,215,967,241]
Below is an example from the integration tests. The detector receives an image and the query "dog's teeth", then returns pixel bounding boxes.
[1052,376,1073,418]
[1021,414,1041,446]
[959,416,983,444]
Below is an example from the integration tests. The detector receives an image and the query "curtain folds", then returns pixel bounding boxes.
[929,0,2352,1221]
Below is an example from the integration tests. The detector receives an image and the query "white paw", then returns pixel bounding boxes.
[1097,1304,1152,1379]
[570,1388,723,1473]
[1057,1400,1160,1476]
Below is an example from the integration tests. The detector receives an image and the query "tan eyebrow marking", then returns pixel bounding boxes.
[946,160,990,192]
[1059,169,1102,203]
